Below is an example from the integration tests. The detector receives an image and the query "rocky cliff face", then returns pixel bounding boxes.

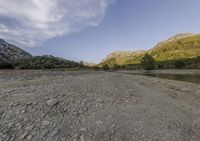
[0,39,32,63]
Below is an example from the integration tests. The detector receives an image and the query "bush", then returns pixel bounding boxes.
[113,64,121,70]
[18,56,80,69]
[103,64,109,70]
[174,61,185,69]
[0,61,14,69]
[141,53,156,72]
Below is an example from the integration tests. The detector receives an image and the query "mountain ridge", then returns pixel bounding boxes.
[0,39,81,69]
[100,33,200,67]
[0,39,32,64]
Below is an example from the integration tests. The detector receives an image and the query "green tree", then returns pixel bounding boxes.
[103,64,109,70]
[141,53,156,72]
[174,61,185,69]
[113,64,121,70]
[80,61,84,68]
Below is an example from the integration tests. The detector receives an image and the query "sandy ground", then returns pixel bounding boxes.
[0,70,200,141]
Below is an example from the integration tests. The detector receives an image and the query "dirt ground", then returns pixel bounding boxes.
[0,70,200,141]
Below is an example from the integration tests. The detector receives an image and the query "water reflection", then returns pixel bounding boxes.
[147,74,200,84]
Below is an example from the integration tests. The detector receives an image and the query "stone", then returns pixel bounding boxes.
[96,120,103,125]
[80,135,85,141]
[47,98,58,106]
[42,120,50,126]
[21,110,25,114]
[20,131,28,139]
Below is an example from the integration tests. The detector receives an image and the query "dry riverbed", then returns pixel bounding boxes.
[0,70,200,141]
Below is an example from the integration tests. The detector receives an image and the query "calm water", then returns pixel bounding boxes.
[147,74,200,84]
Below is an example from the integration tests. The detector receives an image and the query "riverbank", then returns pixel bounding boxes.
[118,69,200,75]
[0,70,200,141]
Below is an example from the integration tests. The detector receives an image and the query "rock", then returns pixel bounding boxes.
[80,135,85,141]
[20,131,28,139]
[26,102,32,106]
[72,133,78,141]
[47,98,58,106]
[96,120,103,125]
[111,124,116,133]
[9,103,19,107]
[42,120,50,126]
[21,110,25,114]
[50,127,60,137]
[27,135,32,140]
[80,128,86,132]
[26,125,35,131]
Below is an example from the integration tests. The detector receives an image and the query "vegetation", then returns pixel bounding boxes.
[0,60,14,69]
[141,54,156,72]
[18,55,81,69]
[100,34,200,69]
[113,64,121,70]
[102,64,110,70]
[174,61,186,69]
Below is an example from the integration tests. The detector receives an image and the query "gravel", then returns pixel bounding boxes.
[0,70,200,141]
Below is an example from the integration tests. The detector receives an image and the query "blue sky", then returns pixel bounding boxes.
[0,0,200,63]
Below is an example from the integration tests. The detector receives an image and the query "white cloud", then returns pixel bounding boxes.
[0,0,113,46]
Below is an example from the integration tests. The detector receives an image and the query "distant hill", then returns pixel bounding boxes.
[149,33,200,61]
[0,39,81,69]
[0,39,32,67]
[100,51,147,67]
[18,55,81,69]
[100,33,200,67]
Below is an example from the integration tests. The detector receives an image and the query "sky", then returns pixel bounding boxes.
[0,0,200,63]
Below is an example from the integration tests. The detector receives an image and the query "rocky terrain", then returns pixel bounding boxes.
[0,39,81,69]
[0,70,200,141]
[0,39,32,63]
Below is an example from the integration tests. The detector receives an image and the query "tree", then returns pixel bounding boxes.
[113,64,121,70]
[80,61,84,68]
[103,64,109,70]
[174,61,185,69]
[141,53,156,72]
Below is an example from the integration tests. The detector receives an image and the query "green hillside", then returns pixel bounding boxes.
[150,34,200,61]
[100,33,200,68]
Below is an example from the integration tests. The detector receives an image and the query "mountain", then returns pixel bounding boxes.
[0,39,81,69]
[100,51,147,66]
[0,39,32,64]
[18,55,81,69]
[100,33,200,67]
[149,33,200,61]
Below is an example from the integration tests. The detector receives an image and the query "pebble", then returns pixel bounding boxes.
[27,135,32,140]
[21,110,25,114]
[80,135,85,141]
[20,131,28,139]
[42,120,50,126]
[80,128,86,132]
[47,98,58,106]
[96,120,103,125]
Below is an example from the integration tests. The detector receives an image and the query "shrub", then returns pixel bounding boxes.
[113,64,121,70]
[174,61,185,69]
[141,53,156,72]
[103,64,109,70]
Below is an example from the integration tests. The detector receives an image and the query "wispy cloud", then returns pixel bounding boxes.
[0,0,113,46]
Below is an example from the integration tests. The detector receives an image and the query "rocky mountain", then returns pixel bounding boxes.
[0,39,81,69]
[0,39,32,64]
[100,33,200,66]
